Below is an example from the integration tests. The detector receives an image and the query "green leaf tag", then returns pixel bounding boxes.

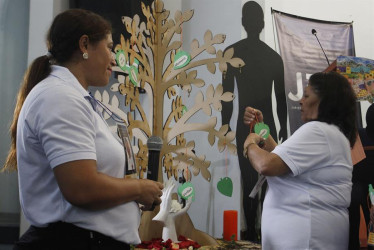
[217,177,233,197]
[129,66,139,86]
[132,58,139,68]
[254,122,270,139]
[177,182,195,201]
[182,105,188,115]
[174,51,191,69]
[115,50,128,72]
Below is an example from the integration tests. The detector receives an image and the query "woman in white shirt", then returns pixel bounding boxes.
[3,9,163,250]
[243,71,357,250]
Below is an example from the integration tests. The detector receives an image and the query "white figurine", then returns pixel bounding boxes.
[153,179,193,242]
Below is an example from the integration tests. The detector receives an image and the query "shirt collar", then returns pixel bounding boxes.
[50,65,90,98]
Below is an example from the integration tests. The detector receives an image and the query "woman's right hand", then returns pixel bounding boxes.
[136,179,164,211]
[243,107,263,126]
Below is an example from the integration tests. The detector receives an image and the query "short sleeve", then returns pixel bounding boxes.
[272,122,331,176]
[26,86,97,168]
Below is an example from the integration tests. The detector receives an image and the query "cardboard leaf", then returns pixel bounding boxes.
[207,117,217,127]
[254,122,270,139]
[192,79,205,88]
[215,84,223,96]
[187,70,197,79]
[225,131,236,141]
[224,48,234,59]
[122,17,132,33]
[174,10,182,22]
[219,62,227,73]
[219,124,229,135]
[194,91,204,104]
[178,182,195,200]
[110,83,120,92]
[102,90,110,103]
[129,66,139,86]
[111,95,119,108]
[218,139,225,153]
[182,105,188,115]
[204,30,213,43]
[183,9,194,22]
[206,84,214,99]
[221,92,235,102]
[217,177,233,197]
[116,50,128,72]
[191,165,200,176]
[208,132,215,146]
[228,144,237,155]
[229,58,245,68]
[169,41,182,51]
[174,51,191,69]
[212,100,222,111]
[202,104,212,116]
[191,39,199,51]
[213,34,226,44]
[206,62,216,74]
[206,46,216,54]
[200,159,211,181]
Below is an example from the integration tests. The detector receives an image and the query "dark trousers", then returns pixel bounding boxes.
[348,132,374,250]
[13,222,131,250]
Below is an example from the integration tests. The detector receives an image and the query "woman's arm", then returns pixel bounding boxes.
[54,159,163,211]
[244,133,290,176]
[243,106,290,176]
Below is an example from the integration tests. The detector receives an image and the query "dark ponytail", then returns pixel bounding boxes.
[2,55,51,172]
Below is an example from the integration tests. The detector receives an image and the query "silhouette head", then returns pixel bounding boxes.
[242,1,264,35]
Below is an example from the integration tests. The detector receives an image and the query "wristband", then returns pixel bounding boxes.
[243,142,257,158]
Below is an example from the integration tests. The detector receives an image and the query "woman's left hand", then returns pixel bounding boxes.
[244,107,263,126]
[243,133,263,158]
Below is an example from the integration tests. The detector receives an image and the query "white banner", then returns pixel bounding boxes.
[273,10,355,133]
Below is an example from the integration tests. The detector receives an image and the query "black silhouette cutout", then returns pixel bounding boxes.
[221,1,287,241]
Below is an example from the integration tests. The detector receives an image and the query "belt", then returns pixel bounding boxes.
[14,221,131,250]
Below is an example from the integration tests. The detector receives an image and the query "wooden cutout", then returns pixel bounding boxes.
[113,0,244,182]
[105,0,246,244]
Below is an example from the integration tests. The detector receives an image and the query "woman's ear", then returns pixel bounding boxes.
[78,35,89,53]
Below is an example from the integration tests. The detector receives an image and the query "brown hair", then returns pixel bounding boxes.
[309,71,357,147]
[2,9,111,172]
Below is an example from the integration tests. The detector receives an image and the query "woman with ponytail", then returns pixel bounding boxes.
[4,9,163,250]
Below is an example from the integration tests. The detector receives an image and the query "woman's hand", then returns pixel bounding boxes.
[243,133,264,158]
[242,133,290,176]
[243,107,263,126]
[137,179,164,211]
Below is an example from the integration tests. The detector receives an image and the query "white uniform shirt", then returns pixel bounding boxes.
[17,65,141,244]
[262,121,352,250]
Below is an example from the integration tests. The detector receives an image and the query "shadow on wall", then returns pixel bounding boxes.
[221,1,287,241]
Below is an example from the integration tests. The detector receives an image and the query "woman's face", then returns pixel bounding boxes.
[85,33,116,88]
[300,85,320,122]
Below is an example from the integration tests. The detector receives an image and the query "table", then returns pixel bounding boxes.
[200,239,261,249]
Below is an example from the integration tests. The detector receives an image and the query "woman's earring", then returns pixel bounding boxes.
[83,52,89,60]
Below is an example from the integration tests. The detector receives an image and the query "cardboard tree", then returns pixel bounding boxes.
[92,0,244,243]
[94,0,243,183]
